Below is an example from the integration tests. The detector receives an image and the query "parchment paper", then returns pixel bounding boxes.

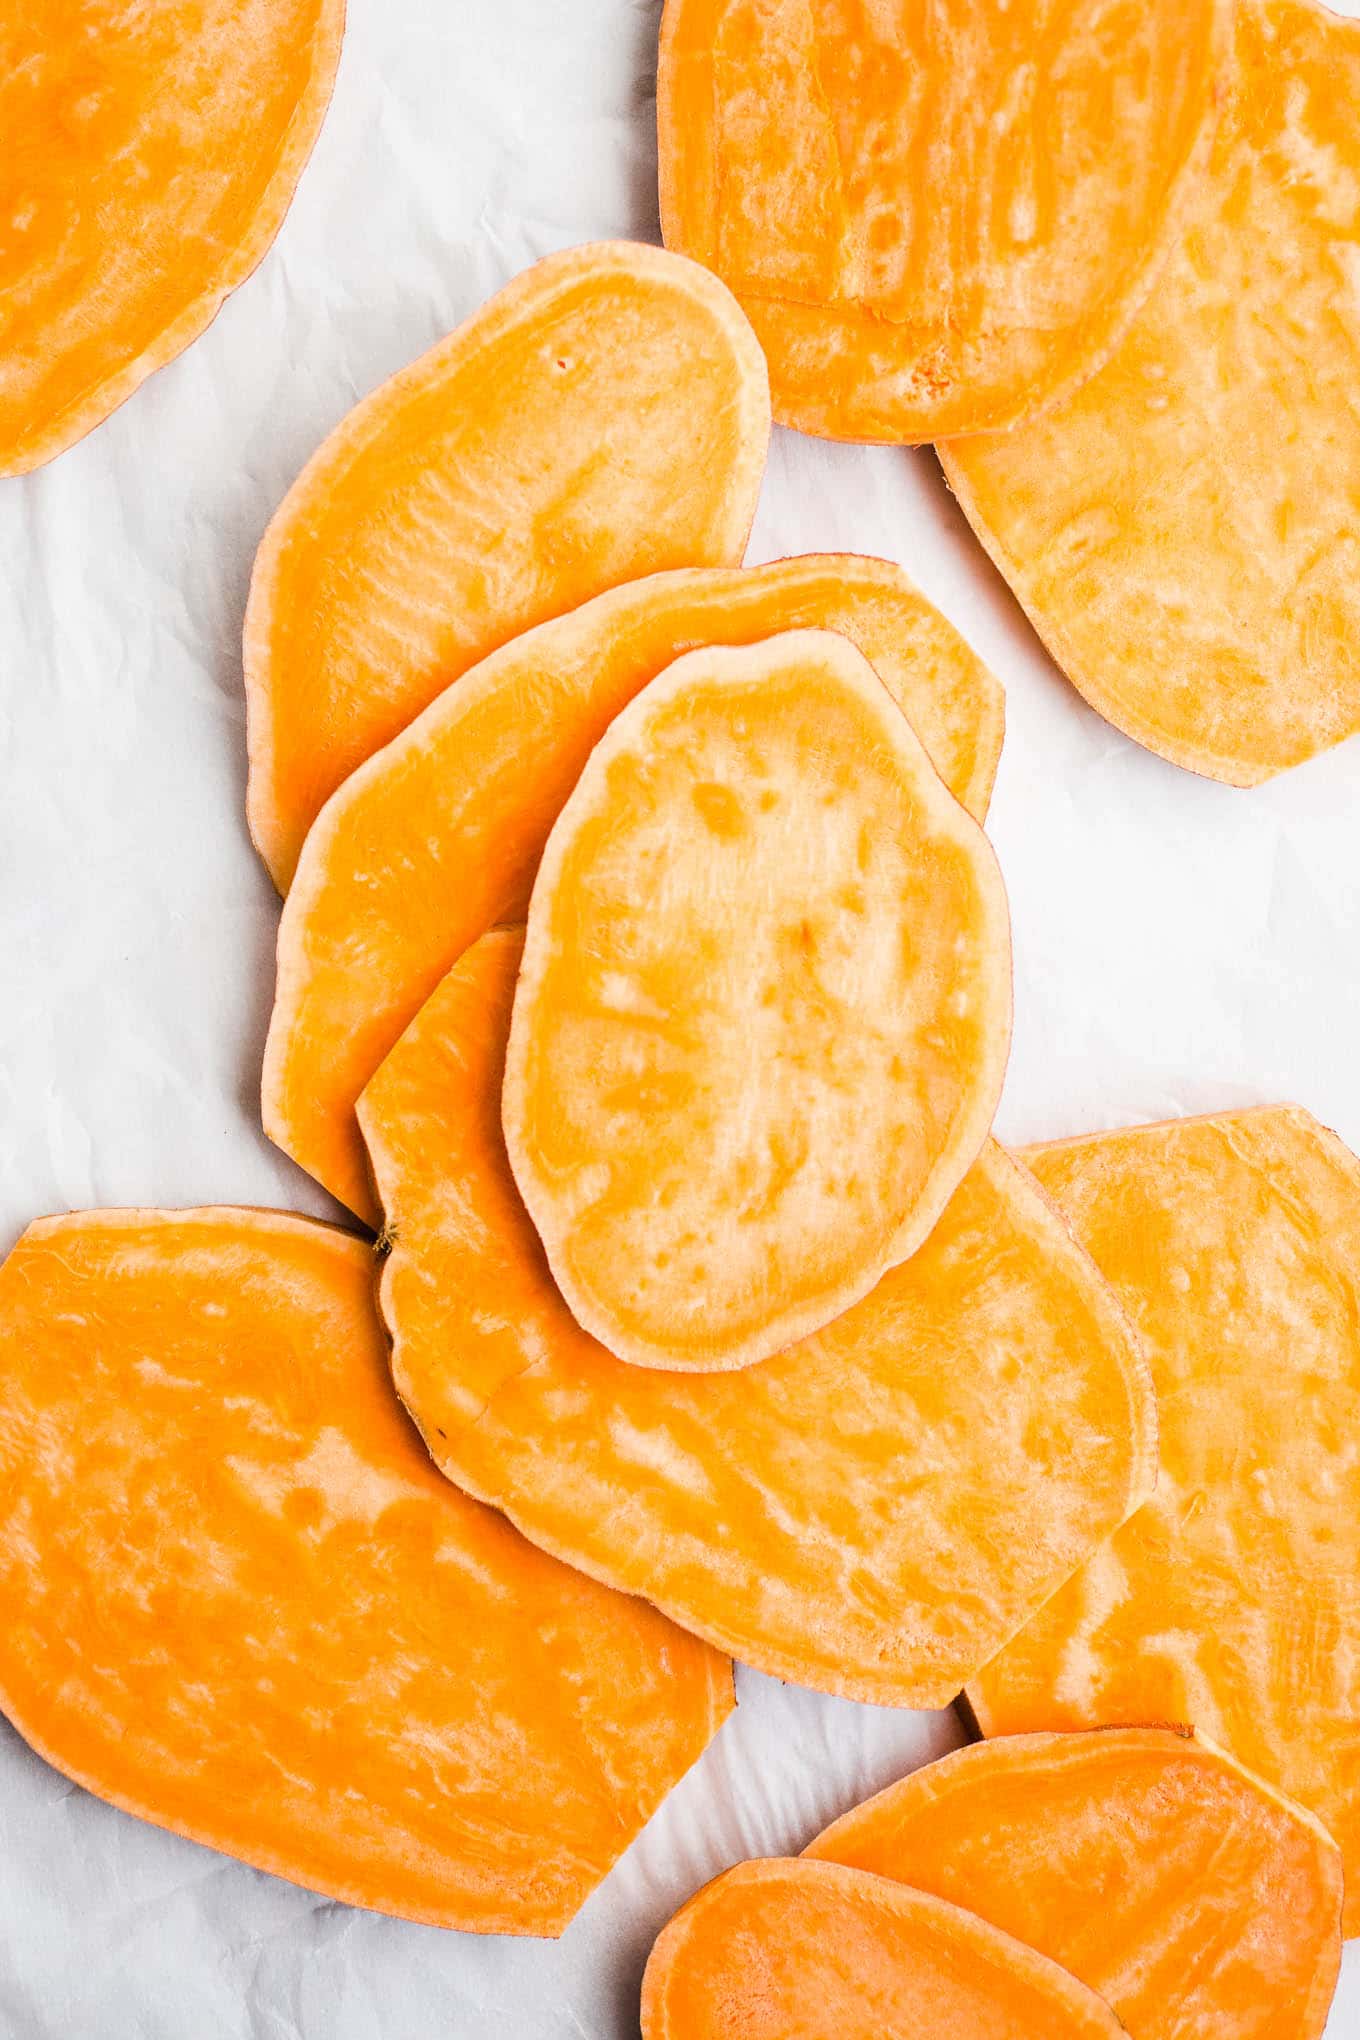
[2,2,1358,2031]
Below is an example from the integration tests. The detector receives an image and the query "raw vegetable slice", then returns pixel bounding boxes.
[658,0,1228,442]
[267,555,1003,1224]
[504,629,1012,1371]
[357,929,1154,1705]
[0,1207,730,1934]
[1,0,343,476]
[245,240,770,889]
[640,1858,1125,2040]
[807,1728,1343,2039]
[941,0,1360,784]
[970,1106,1360,1935]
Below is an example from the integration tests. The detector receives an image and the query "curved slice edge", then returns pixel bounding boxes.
[0,1205,733,1935]
[244,239,772,892]
[640,1857,1126,2038]
[3,3,346,478]
[502,626,1013,1372]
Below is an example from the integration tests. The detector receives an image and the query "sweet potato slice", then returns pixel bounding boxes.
[0,0,343,476]
[504,630,1012,1370]
[357,928,1154,1704]
[266,555,1003,1224]
[941,0,1360,784]
[807,1728,1343,2038]
[641,1858,1125,2040]
[658,0,1228,442]
[0,1207,730,1934]
[969,1107,1360,1936]
[244,242,770,890]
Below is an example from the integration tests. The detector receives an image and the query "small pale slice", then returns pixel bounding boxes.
[503,629,1012,1371]
[266,553,1003,1223]
[970,1106,1360,1937]
[659,0,1229,441]
[641,1858,1125,2040]
[0,0,343,475]
[357,928,1153,1706]
[245,239,770,889]
[0,1208,730,1934]
[807,1728,1343,2039]
[941,0,1360,783]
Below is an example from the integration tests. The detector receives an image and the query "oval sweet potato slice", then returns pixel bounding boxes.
[641,1858,1125,2040]
[0,0,343,476]
[658,0,1229,442]
[266,554,1004,1224]
[807,1729,1343,2038]
[968,1106,1360,1936]
[357,928,1154,1705]
[940,0,1360,784]
[504,629,1012,1371]
[0,1207,730,1934]
[244,241,771,890]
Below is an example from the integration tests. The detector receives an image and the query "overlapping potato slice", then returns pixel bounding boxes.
[0,0,343,475]
[0,1208,730,1934]
[245,240,771,888]
[659,0,1228,440]
[503,630,1011,1370]
[807,1729,1343,2038]
[971,1106,1360,1934]
[641,1858,1125,2040]
[266,555,1003,1225]
[358,928,1153,1704]
[942,0,1360,783]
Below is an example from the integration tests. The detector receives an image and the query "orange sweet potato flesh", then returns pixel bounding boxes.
[267,554,1003,1225]
[0,1,343,476]
[0,1208,730,1934]
[969,1106,1360,1937]
[807,1728,1343,2038]
[244,241,771,890]
[357,928,1155,1704]
[640,1858,1126,2040]
[658,0,1229,442]
[941,0,1360,784]
[503,629,1012,1370]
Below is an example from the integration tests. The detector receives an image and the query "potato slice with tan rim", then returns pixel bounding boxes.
[245,240,771,889]
[504,629,1012,1371]
[807,1729,1343,2038]
[971,1106,1360,1936]
[0,1207,730,1934]
[265,554,1003,1225]
[641,1859,1125,2040]
[357,928,1153,1706]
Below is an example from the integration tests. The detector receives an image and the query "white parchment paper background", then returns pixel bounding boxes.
[2,3,1358,2032]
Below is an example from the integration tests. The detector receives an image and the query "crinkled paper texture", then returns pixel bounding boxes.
[1,0,1358,2032]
